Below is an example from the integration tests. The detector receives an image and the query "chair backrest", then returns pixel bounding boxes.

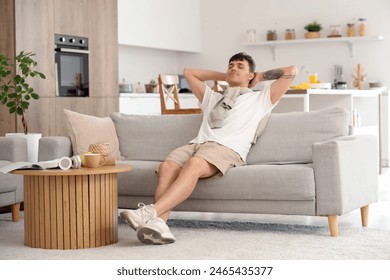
[158,74,202,115]
[212,80,229,94]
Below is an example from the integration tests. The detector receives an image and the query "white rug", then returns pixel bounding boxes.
[1,214,389,260]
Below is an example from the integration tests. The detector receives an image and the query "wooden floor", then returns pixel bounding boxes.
[169,168,390,231]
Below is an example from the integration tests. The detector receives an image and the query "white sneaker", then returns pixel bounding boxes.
[120,203,157,231]
[136,217,176,245]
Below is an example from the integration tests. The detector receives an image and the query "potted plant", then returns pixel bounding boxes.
[0,51,46,162]
[304,21,322,39]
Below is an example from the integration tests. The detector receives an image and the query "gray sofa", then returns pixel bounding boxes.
[38,107,379,237]
[0,137,27,222]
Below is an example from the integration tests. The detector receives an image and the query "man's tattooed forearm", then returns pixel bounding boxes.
[263,69,296,80]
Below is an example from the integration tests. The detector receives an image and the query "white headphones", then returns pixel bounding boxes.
[57,156,82,170]
[58,157,72,170]
[71,155,82,169]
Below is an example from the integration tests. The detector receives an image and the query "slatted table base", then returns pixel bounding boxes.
[23,173,118,249]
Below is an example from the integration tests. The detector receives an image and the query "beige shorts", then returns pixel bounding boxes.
[164,141,245,176]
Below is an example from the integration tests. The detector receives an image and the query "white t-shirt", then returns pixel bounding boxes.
[190,82,276,162]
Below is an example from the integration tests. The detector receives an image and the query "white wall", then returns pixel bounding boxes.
[118,0,201,52]
[177,0,390,90]
[119,45,179,89]
[120,0,390,89]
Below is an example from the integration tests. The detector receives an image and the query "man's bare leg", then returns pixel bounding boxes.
[154,156,219,221]
[154,160,182,221]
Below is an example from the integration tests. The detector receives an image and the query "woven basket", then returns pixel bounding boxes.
[88,142,111,157]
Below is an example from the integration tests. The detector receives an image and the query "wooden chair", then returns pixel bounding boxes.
[212,80,229,94]
[158,74,202,115]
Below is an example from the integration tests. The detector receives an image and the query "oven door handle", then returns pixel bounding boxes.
[56,48,90,54]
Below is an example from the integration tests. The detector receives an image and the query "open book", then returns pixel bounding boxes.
[0,157,72,173]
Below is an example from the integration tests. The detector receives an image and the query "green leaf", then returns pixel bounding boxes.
[9,107,16,114]
[0,95,7,104]
[31,93,39,99]
[6,101,15,107]
[14,75,21,83]
[16,107,24,116]
[21,101,29,109]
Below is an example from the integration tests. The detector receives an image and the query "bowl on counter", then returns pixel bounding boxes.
[310,82,332,89]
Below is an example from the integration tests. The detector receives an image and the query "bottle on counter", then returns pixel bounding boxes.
[135,82,144,93]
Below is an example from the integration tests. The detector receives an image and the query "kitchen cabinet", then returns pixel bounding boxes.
[88,0,118,98]
[243,35,384,61]
[0,0,55,134]
[54,0,88,36]
[0,0,118,136]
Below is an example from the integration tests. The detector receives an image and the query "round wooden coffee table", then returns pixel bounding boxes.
[12,164,132,250]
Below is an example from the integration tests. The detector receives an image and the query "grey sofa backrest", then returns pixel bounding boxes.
[111,113,202,161]
[246,107,350,164]
[111,107,350,163]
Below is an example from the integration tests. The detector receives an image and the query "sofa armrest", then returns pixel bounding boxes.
[0,137,28,162]
[38,136,72,161]
[312,134,378,216]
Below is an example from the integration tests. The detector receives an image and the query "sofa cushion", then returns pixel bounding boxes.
[118,161,315,201]
[0,160,21,194]
[246,107,350,164]
[111,113,202,161]
[64,109,122,159]
[117,160,161,196]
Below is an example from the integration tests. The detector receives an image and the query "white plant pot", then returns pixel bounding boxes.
[6,133,42,163]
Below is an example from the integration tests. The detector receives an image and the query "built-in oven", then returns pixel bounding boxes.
[55,34,89,97]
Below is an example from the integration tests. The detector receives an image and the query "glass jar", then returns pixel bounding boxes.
[358,18,366,36]
[285,29,296,40]
[309,73,318,83]
[246,29,256,43]
[267,30,277,41]
[329,25,341,37]
[347,23,355,37]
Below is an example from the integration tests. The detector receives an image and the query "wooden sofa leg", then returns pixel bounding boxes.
[327,215,338,237]
[11,203,20,222]
[361,205,369,227]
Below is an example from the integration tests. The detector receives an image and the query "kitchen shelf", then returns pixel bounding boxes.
[243,35,384,60]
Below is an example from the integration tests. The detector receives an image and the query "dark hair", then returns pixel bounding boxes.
[229,52,256,73]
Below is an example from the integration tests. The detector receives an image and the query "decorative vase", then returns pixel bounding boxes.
[5,133,42,162]
[305,32,321,39]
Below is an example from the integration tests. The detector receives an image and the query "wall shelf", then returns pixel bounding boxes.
[243,35,384,60]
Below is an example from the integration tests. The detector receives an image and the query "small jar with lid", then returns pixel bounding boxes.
[267,30,277,41]
[347,23,355,37]
[284,29,296,40]
[358,18,366,36]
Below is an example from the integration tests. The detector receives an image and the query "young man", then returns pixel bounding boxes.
[121,52,297,245]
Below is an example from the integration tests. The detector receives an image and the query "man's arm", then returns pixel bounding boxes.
[250,65,297,104]
[183,68,226,102]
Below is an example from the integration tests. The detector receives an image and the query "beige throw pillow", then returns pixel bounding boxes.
[64,109,122,159]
